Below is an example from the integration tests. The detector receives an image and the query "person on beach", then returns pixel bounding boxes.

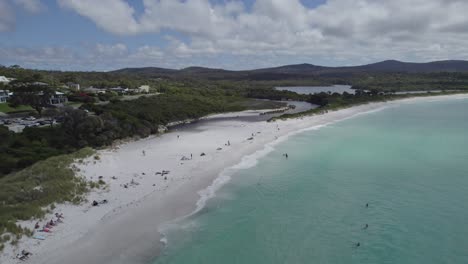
[142,150,146,156]
[34,222,40,229]
[177,135,180,139]
[191,153,193,159]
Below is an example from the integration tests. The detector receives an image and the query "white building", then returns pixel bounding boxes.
[0,90,9,103]
[0,76,14,84]
[67,82,80,91]
[138,85,150,93]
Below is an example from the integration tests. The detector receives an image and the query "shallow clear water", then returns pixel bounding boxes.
[154,98,468,264]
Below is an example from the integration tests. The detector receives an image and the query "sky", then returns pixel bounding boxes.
[1,0,468,71]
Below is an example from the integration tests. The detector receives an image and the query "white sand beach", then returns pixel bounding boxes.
[1,94,467,264]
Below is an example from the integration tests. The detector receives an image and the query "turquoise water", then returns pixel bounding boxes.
[154,98,468,264]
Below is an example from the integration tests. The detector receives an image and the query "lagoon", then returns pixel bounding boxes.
[276,85,355,94]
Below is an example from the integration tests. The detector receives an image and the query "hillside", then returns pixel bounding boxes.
[110,60,468,80]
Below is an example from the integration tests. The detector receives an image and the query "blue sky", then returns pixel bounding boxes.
[0,0,467,71]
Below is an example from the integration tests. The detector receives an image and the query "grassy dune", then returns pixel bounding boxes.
[0,148,94,249]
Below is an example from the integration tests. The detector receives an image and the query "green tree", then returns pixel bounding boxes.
[8,84,54,116]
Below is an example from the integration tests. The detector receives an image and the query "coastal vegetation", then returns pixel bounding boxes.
[0,148,94,249]
[0,87,284,177]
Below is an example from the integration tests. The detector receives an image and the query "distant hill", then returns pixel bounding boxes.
[111,67,177,76]
[352,60,468,73]
[110,60,468,80]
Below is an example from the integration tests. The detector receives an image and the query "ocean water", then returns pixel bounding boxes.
[153,98,468,264]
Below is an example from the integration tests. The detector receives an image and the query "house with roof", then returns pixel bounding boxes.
[108,87,129,94]
[0,76,15,84]
[49,92,68,105]
[138,85,150,93]
[32,81,48,86]
[83,86,106,94]
[66,82,81,91]
[0,90,10,103]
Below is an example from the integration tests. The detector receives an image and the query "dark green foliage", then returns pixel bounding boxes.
[307,92,330,106]
[8,84,54,116]
[0,125,74,176]
[244,88,305,101]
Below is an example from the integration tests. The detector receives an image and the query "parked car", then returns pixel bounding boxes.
[26,123,39,127]
[23,116,36,121]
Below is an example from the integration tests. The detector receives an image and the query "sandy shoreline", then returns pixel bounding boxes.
[1,94,467,264]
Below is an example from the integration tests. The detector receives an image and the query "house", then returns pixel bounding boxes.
[49,92,68,105]
[67,82,80,91]
[138,85,150,93]
[32,81,48,86]
[108,87,129,94]
[0,90,9,103]
[83,87,106,94]
[0,76,15,84]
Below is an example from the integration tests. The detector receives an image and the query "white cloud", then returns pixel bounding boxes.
[57,0,140,35]
[0,0,15,32]
[0,46,74,68]
[93,43,128,57]
[5,0,468,69]
[14,0,45,13]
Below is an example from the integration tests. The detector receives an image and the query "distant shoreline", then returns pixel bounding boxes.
[1,93,467,264]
